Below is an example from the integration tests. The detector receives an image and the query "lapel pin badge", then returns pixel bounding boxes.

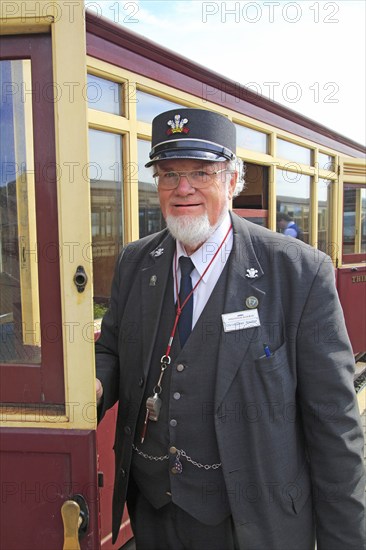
[246,296,259,309]
[149,275,158,286]
[246,268,258,279]
[151,247,164,258]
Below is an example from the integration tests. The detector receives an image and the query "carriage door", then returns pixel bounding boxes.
[0,10,99,550]
[337,156,366,354]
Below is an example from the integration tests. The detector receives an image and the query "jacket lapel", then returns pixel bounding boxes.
[140,233,175,377]
[138,215,267,404]
[215,215,266,409]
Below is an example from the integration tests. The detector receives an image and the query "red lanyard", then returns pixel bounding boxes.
[165,223,233,359]
[140,223,233,443]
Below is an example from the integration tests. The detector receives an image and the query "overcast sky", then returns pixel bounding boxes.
[85,0,366,147]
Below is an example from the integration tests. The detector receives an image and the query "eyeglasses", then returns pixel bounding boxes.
[153,168,229,190]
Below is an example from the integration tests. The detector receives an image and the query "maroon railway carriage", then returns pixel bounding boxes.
[0,5,364,549]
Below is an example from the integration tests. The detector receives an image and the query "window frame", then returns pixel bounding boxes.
[0,34,64,405]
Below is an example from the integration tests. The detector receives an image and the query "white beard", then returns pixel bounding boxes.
[166,207,227,250]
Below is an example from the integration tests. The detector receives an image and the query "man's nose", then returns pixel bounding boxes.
[175,174,195,193]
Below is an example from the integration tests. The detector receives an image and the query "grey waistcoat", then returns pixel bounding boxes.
[131,262,231,525]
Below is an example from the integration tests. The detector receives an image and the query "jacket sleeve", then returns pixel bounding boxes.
[296,255,365,549]
[95,250,124,423]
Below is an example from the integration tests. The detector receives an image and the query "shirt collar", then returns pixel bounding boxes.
[176,212,232,283]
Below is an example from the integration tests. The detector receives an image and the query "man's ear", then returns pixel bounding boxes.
[228,171,238,200]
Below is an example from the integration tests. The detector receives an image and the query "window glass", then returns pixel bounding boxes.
[318,179,333,254]
[87,74,122,115]
[138,139,165,237]
[233,162,269,227]
[244,216,267,226]
[136,91,185,123]
[343,188,357,255]
[318,152,335,172]
[235,124,268,153]
[0,60,41,364]
[343,185,366,257]
[277,138,312,165]
[276,169,311,243]
[89,129,124,316]
[362,188,366,254]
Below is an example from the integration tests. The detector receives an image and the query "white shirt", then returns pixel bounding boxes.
[173,213,233,328]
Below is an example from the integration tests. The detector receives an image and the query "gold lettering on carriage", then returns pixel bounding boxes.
[352,275,366,283]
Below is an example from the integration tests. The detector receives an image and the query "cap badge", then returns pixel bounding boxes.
[246,268,258,279]
[167,114,189,135]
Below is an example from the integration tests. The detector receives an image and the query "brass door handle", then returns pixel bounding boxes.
[61,495,89,550]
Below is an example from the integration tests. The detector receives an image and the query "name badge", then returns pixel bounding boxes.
[222,309,260,332]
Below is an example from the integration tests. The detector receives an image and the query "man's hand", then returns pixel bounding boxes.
[96,378,103,406]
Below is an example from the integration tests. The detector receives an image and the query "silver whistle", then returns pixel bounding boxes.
[146,393,162,422]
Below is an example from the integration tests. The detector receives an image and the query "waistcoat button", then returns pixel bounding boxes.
[170,419,177,427]
[176,364,185,372]
[173,392,181,400]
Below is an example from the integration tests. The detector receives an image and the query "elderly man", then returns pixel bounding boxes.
[95,109,365,550]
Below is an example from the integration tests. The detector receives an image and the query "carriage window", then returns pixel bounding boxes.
[87,74,122,116]
[277,138,312,166]
[362,188,366,254]
[89,129,124,316]
[232,162,269,227]
[318,152,335,173]
[235,124,268,154]
[343,185,366,260]
[0,60,41,364]
[138,139,165,238]
[136,91,185,123]
[318,179,333,254]
[276,169,310,243]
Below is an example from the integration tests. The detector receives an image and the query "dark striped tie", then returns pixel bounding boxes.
[178,257,194,347]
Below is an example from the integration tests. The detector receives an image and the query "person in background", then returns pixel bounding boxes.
[95,108,365,550]
[277,211,303,239]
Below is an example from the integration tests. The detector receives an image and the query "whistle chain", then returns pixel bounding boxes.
[132,444,222,470]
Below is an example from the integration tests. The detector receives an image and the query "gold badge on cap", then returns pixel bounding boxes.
[166,114,189,135]
[245,296,258,309]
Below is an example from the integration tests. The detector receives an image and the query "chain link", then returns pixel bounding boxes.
[132,444,221,470]
[179,449,221,470]
[132,444,169,461]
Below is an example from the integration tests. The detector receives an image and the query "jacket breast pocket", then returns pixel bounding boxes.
[254,340,289,373]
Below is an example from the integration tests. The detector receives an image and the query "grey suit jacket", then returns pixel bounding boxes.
[96,213,365,549]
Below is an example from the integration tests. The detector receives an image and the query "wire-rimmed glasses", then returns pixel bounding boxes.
[153,168,229,190]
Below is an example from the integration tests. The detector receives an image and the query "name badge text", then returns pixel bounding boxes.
[221,309,260,332]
